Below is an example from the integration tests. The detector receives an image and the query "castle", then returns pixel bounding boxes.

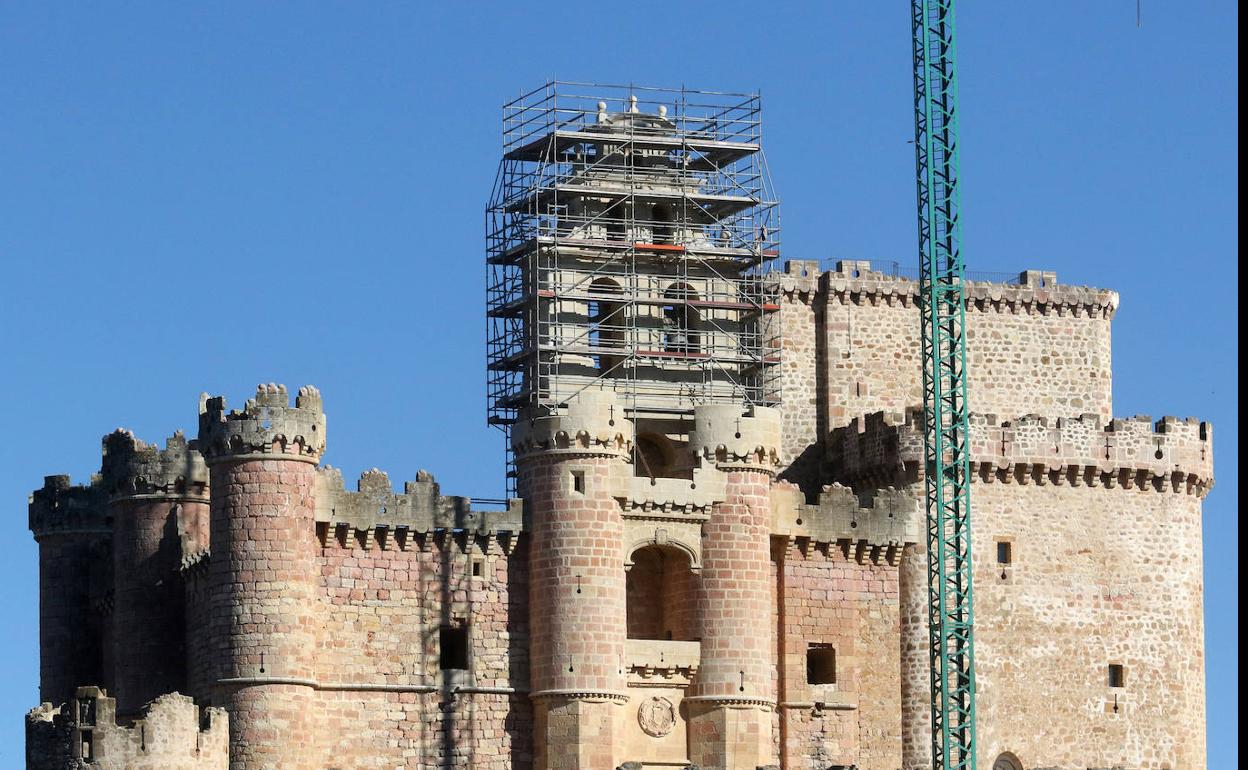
[25,85,1211,770]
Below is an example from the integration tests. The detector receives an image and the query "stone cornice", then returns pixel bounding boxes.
[198,383,326,465]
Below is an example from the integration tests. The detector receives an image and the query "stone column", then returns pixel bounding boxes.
[899,541,932,770]
[101,429,208,716]
[199,384,326,770]
[28,476,111,707]
[687,405,781,770]
[514,391,632,770]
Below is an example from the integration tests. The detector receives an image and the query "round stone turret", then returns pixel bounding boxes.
[515,390,632,770]
[28,475,111,707]
[99,428,208,715]
[198,383,325,770]
[198,383,325,465]
[687,404,781,768]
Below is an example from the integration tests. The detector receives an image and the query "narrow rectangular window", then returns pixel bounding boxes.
[996,540,1012,565]
[571,470,585,494]
[440,626,469,671]
[1108,664,1125,688]
[471,558,484,578]
[806,644,837,685]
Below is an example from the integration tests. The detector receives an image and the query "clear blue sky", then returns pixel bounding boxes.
[0,2,1236,765]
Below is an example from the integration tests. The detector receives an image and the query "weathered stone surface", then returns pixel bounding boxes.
[23,256,1211,770]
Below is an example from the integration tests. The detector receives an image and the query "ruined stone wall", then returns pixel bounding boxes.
[26,687,228,770]
[775,541,902,770]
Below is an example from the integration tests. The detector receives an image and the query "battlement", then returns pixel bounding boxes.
[512,389,633,460]
[26,686,227,770]
[771,259,1119,318]
[29,474,110,538]
[315,467,524,545]
[772,481,920,557]
[690,403,783,471]
[830,409,1214,495]
[198,383,326,464]
[100,429,208,500]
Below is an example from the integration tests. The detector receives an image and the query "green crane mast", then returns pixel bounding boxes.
[911,1,977,768]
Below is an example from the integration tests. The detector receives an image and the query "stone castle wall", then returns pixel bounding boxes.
[24,258,1212,770]
[773,260,1118,492]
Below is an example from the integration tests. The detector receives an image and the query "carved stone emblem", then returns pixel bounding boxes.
[637,696,676,737]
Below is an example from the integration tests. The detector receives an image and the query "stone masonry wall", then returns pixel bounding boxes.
[314,528,530,769]
[971,481,1206,770]
[775,541,902,770]
[773,261,1118,490]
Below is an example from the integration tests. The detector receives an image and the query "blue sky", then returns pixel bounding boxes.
[0,2,1236,765]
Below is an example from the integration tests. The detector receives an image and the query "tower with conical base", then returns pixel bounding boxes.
[488,82,783,770]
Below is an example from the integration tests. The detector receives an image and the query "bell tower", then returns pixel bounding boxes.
[487,81,780,492]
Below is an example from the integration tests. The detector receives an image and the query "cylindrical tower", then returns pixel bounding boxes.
[687,404,781,770]
[899,541,932,770]
[513,391,632,770]
[100,428,208,715]
[199,383,326,770]
[28,476,111,707]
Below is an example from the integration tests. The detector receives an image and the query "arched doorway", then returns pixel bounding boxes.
[625,545,697,641]
[993,752,1023,770]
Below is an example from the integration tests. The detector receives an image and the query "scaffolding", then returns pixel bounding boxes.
[487,81,781,492]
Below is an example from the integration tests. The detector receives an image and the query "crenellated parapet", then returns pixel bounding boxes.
[29,475,110,539]
[690,404,783,473]
[26,686,228,770]
[771,481,920,559]
[812,260,1119,319]
[315,467,524,548]
[198,383,326,464]
[770,259,822,304]
[830,409,1214,495]
[100,428,208,501]
[827,409,926,488]
[512,389,633,461]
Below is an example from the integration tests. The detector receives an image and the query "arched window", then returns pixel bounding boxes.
[662,283,700,354]
[588,277,625,375]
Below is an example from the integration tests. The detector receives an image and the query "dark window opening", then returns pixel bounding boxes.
[472,559,483,578]
[661,283,700,354]
[571,470,586,494]
[439,627,469,671]
[652,203,674,244]
[807,644,837,685]
[1108,664,1125,688]
[80,731,93,761]
[996,541,1012,565]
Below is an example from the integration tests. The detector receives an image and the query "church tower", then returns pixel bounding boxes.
[487,82,780,492]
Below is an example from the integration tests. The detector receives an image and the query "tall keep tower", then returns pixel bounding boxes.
[487,82,780,492]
